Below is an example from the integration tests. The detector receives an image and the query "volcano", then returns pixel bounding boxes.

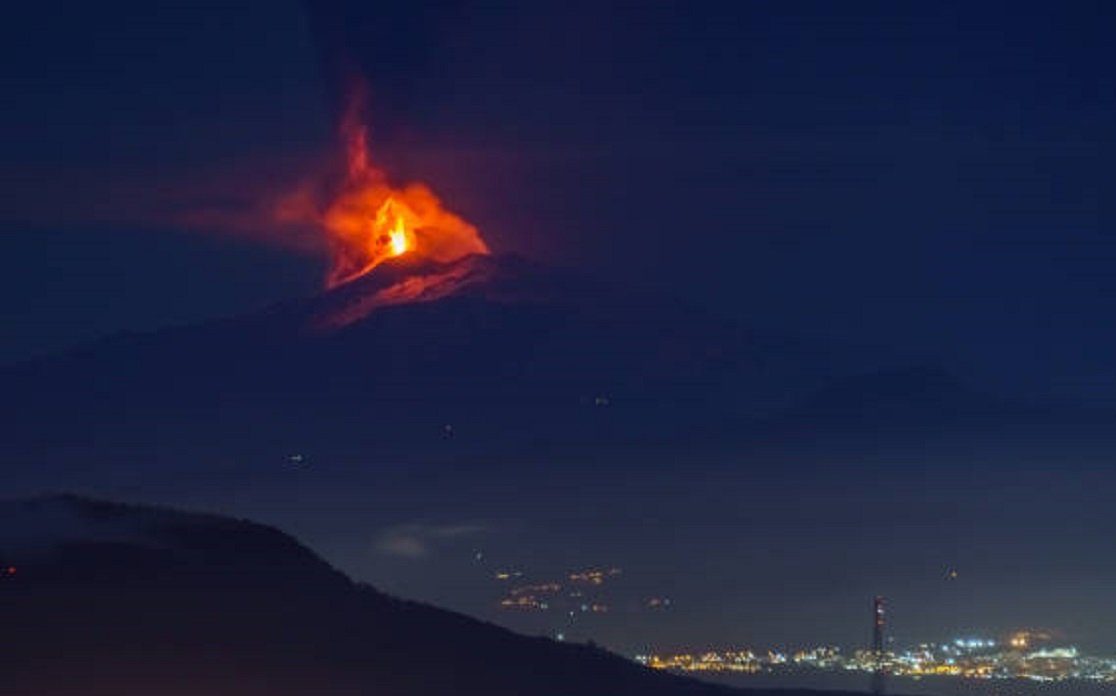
[5,248,1099,498]
[4,252,852,490]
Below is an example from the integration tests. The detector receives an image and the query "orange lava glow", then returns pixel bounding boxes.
[280,87,488,288]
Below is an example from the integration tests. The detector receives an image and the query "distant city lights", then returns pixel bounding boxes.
[638,631,1116,684]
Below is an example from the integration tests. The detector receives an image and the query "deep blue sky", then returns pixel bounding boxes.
[3,0,1116,658]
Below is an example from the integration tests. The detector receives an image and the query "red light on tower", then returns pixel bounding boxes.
[871,596,887,695]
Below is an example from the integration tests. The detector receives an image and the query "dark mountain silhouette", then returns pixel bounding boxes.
[2,253,1103,490]
[0,254,840,484]
[0,495,868,696]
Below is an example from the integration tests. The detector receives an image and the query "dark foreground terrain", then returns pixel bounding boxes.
[1,495,868,696]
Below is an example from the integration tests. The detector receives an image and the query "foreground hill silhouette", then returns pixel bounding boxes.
[1,495,868,696]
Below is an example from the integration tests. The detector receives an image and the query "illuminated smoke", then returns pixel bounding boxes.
[279,85,489,288]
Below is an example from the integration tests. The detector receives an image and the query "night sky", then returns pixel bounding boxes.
[3,0,1116,657]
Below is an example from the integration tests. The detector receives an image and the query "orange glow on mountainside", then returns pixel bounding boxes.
[279,87,489,288]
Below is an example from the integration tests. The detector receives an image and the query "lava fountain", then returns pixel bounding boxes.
[280,87,489,288]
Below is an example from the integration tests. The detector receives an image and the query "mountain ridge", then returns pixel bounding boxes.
[1,494,870,696]
[3,254,1102,494]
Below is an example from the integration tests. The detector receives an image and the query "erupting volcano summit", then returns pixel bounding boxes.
[279,87,490,289]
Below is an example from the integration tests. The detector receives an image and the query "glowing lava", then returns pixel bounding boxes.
[387,207,410,257]
[280,86,488,288]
